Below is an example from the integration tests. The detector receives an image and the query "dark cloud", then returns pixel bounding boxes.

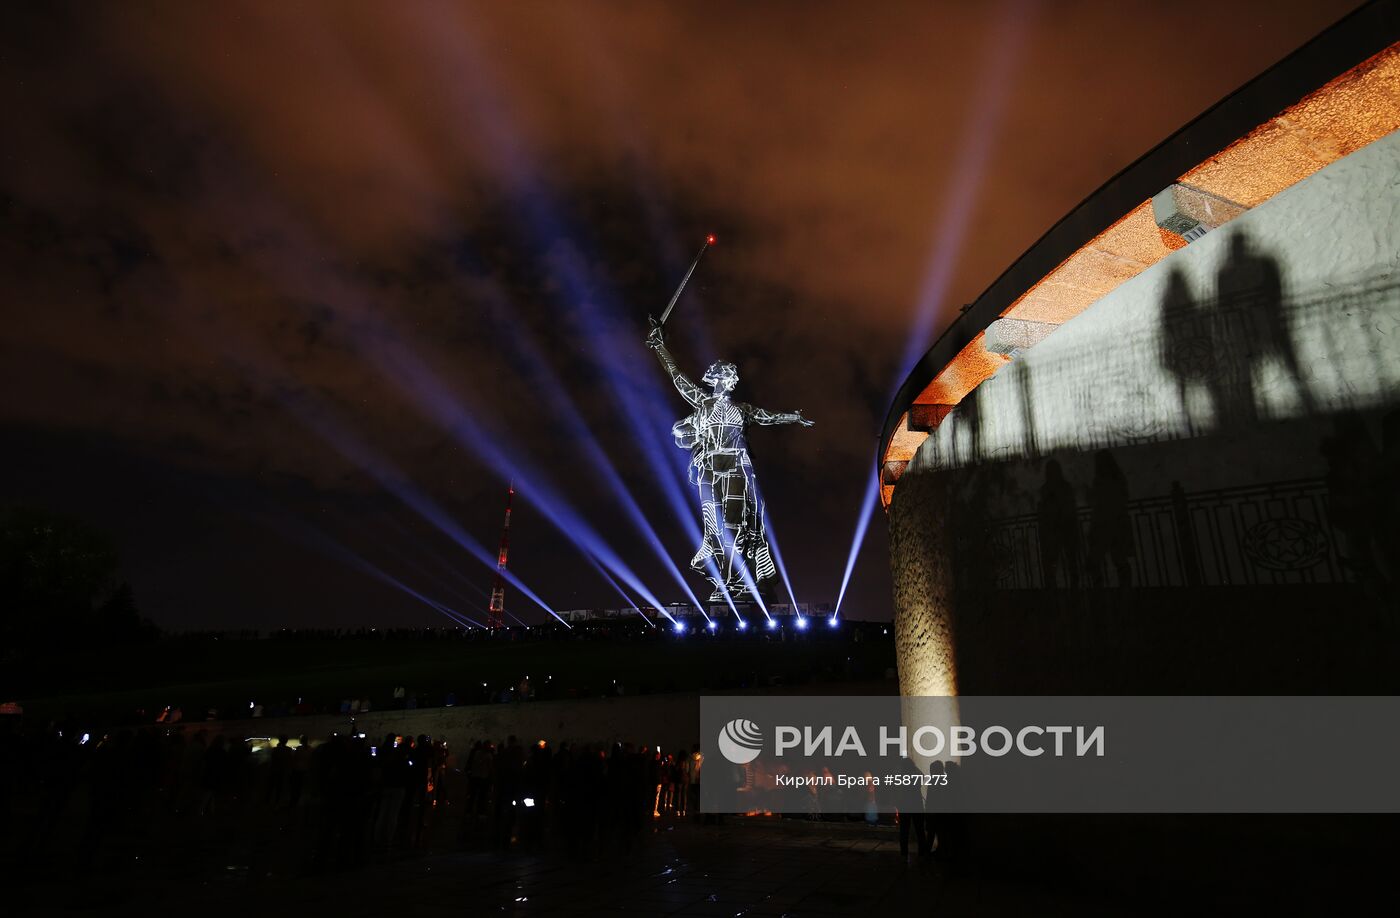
[0,0,1359,627]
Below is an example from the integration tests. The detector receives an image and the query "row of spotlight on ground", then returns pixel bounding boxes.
[670,615,839,634]
[494,615,842,633]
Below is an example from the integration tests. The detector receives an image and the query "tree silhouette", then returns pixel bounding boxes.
[0,506,153,657]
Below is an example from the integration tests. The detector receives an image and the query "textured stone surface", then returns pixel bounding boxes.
[909,331,1011,406]
[885,411,929,468]
[1151,183,1249,239]
[1002,202,1169,326]
[906,403,955,431]
[1183,44,1400,207]
[888,469,957,698]
[984,318,1059,355]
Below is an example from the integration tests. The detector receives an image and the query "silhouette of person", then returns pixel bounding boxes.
[1217,232,1312,424]
[1038,459,1082,589]
[940,760,967,863]
[1170,481,1203,587]
[1088,450,1134,587]
[1159,266,1211,432]
[925,760,946,857]
[1378,410,1400,593]
[894,755,928,857]
[1322,413,1383,592]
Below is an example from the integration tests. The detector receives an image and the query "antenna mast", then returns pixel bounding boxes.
[487,482,514,629]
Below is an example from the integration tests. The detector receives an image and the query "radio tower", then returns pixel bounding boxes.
[487,482,514,629]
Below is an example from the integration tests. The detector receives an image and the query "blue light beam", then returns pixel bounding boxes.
[282,393,571,628]
[833,474,881,620]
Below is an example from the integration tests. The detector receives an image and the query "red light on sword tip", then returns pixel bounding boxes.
[706,234,716,245]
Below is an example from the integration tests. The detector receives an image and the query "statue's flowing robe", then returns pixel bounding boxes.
[673,399,778,600]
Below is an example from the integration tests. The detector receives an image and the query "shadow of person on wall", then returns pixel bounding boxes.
[1160,265,1213,436]
[1169,480,1203,588]
[1322,412,1386,598]
[1217,231,1314,420]
[1037,459,1081,592]
[950,460,1021,599]
[1088,450,1134,591]
[1159,230,1313,438]
[1380,410,1400,600]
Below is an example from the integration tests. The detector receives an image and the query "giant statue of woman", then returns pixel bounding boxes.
[647,320,813,601]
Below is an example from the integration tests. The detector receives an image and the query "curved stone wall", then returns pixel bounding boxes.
[888,469,956,697]
[892,129,1400,695]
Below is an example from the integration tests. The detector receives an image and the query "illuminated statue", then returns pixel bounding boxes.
[647,320,813,601]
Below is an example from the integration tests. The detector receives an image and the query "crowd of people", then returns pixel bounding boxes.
[0,714,972,891]
[0,720,740,880]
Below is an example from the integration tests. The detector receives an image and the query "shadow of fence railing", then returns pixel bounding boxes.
[977,477,1346,590]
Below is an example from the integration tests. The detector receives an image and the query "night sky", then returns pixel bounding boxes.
[0,1,1358,630]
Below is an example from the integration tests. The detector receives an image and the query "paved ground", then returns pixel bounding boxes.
[27,816,1130,917]
[345,822,1124,917]
[15,794,1387,916]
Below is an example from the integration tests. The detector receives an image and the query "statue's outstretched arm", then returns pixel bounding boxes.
[646,322,704,407]
[748,406,815,427]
